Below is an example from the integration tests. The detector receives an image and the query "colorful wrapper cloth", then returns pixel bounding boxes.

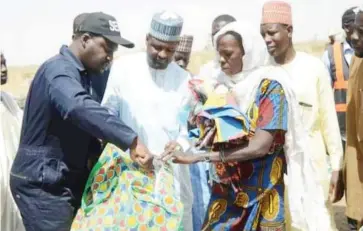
[71,144,184,231]
[187,79,252,151]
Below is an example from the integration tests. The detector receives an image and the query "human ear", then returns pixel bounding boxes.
[287,25,293,38]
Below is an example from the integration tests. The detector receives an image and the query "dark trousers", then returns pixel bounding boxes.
[9,146,87,231]
[347,217,363,231]
[10,174,78,231]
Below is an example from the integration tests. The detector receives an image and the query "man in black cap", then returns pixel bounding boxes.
[73,12,111,104]
[323,7,357,83]
[9,12,153,231]
[72,13,89,38]
[342,7,359,48]
[72,12,112,168]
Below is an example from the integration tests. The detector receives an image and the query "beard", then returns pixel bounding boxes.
[147,53,169,70]
[1,74,7,85]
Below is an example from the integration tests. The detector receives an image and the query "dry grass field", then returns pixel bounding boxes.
[1,40,350,230]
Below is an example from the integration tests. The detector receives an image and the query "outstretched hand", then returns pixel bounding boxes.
[160,141,199,164]
[130,137,154,169]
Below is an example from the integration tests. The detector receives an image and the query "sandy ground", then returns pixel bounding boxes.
[333,197,349,231]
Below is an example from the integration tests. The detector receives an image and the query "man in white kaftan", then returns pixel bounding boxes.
[102,11,194,230]
[260,1,343,230]
[0,53,25,231]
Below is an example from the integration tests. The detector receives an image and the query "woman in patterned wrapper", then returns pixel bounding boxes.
[161,21,332,231]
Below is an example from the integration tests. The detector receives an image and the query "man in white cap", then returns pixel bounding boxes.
[260,1,343,230]
[102,10,193,230]
[174,35,194,71]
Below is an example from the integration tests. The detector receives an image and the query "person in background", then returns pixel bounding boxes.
[197,14,236,80]
[185,14,236,231]
[174,35,193,72]
[329,33,337,45]
[174,34,214,231]
[322,7,357,155]
[260,1,344,230]
[100,10,194,230]
[327,28,344,46]
[343,6,363,230]
[9,12,152,231]
[323,7,357,85]
[0,52,25,231]
[174,34,216,231]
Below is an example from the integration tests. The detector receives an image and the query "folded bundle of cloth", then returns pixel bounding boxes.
[186,79,252,151]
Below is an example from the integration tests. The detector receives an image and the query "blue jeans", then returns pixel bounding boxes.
[189,162,211,231]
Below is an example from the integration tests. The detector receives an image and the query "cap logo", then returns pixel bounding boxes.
[109,20,120,32]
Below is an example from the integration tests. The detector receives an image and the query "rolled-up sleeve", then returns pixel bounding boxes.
[317,63,343,170]
[47,74,137,151]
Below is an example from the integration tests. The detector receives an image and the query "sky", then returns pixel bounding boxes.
[0,0,361,66]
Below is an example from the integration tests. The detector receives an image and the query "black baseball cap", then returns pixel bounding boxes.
[73,13,89,33]
[77,12,134,48]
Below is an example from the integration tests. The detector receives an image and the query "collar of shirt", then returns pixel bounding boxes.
[343,41,354,54]
[59,45,85,72]
[343,41,354,66]
[149,66,167,87]
[59,45,92,95]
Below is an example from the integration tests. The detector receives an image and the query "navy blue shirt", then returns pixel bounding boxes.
[90,68,109,103]
[88,67,110,156]
[12,46,137,196]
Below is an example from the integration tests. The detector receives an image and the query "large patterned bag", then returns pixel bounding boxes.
[71,144,184,231]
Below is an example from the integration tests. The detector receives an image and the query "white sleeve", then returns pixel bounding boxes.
[176,72,193,152]
[317,61,343,170]
[101,65,123,118]
[321,49,334,86]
